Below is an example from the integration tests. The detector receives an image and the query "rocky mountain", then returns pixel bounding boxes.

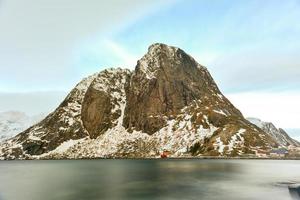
[0,43,278,160]
[0,111,44,143]
[247,118,300,147]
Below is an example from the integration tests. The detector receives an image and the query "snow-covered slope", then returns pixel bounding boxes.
[0,43,278,160]
[0,111,44,142]
[247,118,300,147]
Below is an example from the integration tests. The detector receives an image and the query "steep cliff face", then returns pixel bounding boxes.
[123,44,242,135]
[0,43,278,160]
[81,69,131,139]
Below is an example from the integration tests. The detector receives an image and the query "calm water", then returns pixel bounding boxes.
[0,159,299,200]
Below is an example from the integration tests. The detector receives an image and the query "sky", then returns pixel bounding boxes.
[0,0,299,137]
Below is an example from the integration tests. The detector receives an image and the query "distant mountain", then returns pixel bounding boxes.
[0,43,278,159]
[247,118,300,147]
[0,111,44,142]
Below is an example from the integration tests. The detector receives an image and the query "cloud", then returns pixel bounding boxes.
[0,91,66,115]
[187,0,300,93]
[208,46,300,93]
[285,129,300,142]
[98,40,138,69]
[226,91,300,129]
[0,0,175,92]
[109,0,300,93]
[71,38,143,78]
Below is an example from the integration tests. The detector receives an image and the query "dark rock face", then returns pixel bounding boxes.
[124,43,241,134]
[81,69,131,139]
[82,88,112,139]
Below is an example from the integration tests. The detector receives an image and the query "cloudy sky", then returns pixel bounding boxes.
[0,0,299,138]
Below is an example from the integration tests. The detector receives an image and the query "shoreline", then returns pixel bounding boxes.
[1,156,300,161]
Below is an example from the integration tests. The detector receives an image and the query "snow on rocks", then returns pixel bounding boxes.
[227,129,246,152]
[53,138,86,153]
[247,118,300,147]
[214,129,246,155]
[214,137,225,154]
[196,125,218,140]
[33,101,224,159]
[213,109,227,116]
[42,127,152,159]
[0,72,101,158]
[55,72,101,129]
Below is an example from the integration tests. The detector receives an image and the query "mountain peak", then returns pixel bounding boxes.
[0,44,283,159]
[136,43,204,80]
[147,43,178,55]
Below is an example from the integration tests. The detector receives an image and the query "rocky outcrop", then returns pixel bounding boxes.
[81,69,130,138]
[124,44,241,134]
[0,43,279,160]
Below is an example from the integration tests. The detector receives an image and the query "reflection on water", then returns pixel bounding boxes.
[0,159,299,200]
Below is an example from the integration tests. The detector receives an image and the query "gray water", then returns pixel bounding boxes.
[0,159,299,200]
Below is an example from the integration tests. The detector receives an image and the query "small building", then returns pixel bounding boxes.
[160,149,171,158]
[256,149,268,158]
[288,145,300,151]
[269,148,288,158]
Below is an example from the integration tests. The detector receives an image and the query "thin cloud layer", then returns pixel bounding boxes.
[227,92,300,129]
[0,0,175,92]
[109,0,300,93]
[0,91,66,115]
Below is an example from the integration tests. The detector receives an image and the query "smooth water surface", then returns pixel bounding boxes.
[0,159,299,200]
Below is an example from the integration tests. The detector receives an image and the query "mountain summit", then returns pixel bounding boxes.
[1,43,281,159]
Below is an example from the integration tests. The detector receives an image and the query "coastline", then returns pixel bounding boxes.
[1,156,300,161]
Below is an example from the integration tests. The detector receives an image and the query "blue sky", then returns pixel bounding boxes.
[78,0,300,93]
[0,0,299,133]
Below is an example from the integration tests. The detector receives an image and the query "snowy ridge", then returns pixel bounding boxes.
[29,72,99,138]
[25,69,131,159]
[247,118,300,147]
[0,73,100,159]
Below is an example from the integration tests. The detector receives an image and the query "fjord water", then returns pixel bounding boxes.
[0,160,299,200]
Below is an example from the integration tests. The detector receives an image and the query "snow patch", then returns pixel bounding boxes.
[227,129,246,152]
[54,139,85,153]
[214,137,225,153]
[213,109,227,116]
